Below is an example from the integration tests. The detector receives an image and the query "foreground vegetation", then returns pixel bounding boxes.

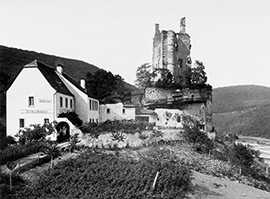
[12,150,192,199]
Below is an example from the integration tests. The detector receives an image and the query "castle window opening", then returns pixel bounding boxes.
[19,118,24,128]
[107,108,110,114]
[28,96,34,106]
[44,118,49,124]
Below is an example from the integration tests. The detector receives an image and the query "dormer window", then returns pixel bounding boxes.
[28,96,34,106]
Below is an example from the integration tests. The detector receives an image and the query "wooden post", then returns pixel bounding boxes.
[9,172,12,191]
[266,166,269,175]
[152,171,160,191]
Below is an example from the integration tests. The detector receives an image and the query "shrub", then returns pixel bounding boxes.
[16,123,54,145]
[69,133,80,152]
[0,171,25,199]
[0,136,16,150]
[182,116,214,153]
[0,142,43,165]
[14,151,192,199]
[81,120,154,135]
[228,143,259,175]
[58,112,83,127]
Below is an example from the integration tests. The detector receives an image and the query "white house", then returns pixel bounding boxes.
[6,60,99,137]
[99,103,135,123]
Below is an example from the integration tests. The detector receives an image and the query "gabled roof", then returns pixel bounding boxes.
[62,73,88,94]
[24,60,74,97]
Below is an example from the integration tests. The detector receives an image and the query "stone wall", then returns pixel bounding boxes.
[143,87,213,131]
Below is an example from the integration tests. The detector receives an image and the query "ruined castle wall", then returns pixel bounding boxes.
[167,31,176,75]
[144,87,172,103]
[152,31,162,70]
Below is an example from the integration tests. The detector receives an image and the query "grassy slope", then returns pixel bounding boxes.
[213,85,270,138]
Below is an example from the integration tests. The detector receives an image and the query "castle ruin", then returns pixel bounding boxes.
[135,18,214,132]
[152,17,191,86]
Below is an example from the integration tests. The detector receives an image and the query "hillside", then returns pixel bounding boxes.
[213,85,270,138]
[0,45,137,129]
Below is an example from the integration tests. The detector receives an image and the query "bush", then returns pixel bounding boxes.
[14,151,192,199]
[0,171,25,199]
[228,143,259,175]
[0,142,43,165]
[182,116,214,153]
[58,112,83,127]
[16,123,54,145]
[0,136,16,150]
[81,120,154,135]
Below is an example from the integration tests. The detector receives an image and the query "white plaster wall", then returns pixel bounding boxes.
[55,93,75,116]
[6,67,55,137]
[155,109,184,128]
[88,97,99,123]
[56,73,99,123]
[99,103,135,123]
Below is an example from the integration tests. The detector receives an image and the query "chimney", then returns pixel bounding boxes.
[155,24,160,34]
[80,79,86,89]
[180,17,186,33]
[56,63,63,74]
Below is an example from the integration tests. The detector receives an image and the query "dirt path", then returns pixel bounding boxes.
[190,171,270,199]
[20,152,80,183]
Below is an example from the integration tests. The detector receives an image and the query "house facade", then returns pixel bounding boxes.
[6,60,99,137]
[99,103,135,123]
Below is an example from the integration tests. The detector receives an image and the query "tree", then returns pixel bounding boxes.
[42,141,60,169]
[86,69,129,102]
[190,60,207,86]
[135,63,153,89]
[69,133,80,152]
[154,68,173,88]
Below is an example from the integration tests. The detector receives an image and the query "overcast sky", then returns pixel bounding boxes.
[1,0,270,88]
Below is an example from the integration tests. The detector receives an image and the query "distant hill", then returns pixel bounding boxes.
[0,45,137,130]
[213,85,270,138]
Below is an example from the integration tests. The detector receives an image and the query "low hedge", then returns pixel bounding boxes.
[80,120,154,135]
[14,151,192,199]
[0,142,43,165]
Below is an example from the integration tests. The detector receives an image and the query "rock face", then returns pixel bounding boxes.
[143,87,213,131]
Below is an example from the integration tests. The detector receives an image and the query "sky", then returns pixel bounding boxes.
[0,0,270,88]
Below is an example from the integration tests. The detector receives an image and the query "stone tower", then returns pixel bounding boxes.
[152,17,192,86]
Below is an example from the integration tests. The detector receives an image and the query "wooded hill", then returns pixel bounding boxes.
[213,85,270,138]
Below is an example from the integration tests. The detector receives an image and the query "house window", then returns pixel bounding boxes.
[70,99,73,108]
[44,118,49,124]
[60,97,63,107]
[92,101,98,111]
[122,109,125,114]
[107,108,110,114]
[28,96,34,106]
[89,100,92,110]
[19,119,24,128]
[176,116,181,123]
[65,98,68,108]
